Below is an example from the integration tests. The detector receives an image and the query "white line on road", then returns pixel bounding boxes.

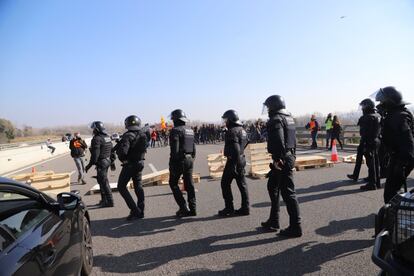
[3,152,70,177]
[148,163,158,173]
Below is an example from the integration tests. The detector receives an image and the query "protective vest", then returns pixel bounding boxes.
[325,119,333,130]
[128,129,147,161]
[224,126,247,157]
[99,134,112,159]
[309,120,316,131]
[267,113,296,158]
[182,127,195,154]
[284,115,296,149]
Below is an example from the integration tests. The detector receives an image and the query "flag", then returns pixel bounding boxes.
[161,116,166,130]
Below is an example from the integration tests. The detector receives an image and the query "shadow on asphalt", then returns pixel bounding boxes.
[93,230,287,274]
[180,239,373,276]
[251,180,362,209]
[91,215,226,238]
[315,214,376,237]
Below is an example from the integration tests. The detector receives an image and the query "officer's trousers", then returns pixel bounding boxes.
[117,161,145,214]
[384,156,413,203]
[97,159,113,204]
[169,155,196,211]
[221,158,249,210]
[353,143,380,187]
[267,154,301,226]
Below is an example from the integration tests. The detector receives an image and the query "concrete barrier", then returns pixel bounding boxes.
[0,138,91,175]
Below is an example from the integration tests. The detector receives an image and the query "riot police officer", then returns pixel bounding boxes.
[85,121,114,208]
[262,95,302,237]
[218,110,250,217]
[347,99,382,190]
[116,115,148,221]
[168,109,197,217]
[375,87,414,203]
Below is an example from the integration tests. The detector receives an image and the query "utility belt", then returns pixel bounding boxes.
[122,159,143,165]
[226,154,245,160]
[98,157,111,162]
[286,148,295,155]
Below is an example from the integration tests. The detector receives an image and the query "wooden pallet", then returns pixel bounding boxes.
[141,169,170,187]
[11,170,55,182]
[341,154,365,164]
[161,172,201,185]
[295,161,334,171]
[295,155,327,166]
[250,169,271,179]
[11,171,72,197]
[207,153,227,179]
[246,143,272,177]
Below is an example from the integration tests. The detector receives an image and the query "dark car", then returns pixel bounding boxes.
[0,177,93,276]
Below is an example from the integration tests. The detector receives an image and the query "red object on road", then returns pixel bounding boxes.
[331,140,338,162]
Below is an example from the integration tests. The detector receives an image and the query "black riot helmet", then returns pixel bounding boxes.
[124,115,141,131]
[359,98,376,112]
[375,86,409,108]
[263,95,286,115]
[170,109,189,124]
[222,110,242,126]
[90,121,105,134]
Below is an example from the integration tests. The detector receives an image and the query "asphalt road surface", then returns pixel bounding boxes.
[6,144,414,275]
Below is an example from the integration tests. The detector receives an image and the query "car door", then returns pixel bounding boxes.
[0,185,80,276]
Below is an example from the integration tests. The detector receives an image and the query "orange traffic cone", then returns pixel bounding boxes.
[31,167,36,174]
[331,140,338,162]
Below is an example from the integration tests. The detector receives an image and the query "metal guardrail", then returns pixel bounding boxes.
[0,138,67,151]
[296,125,360,146]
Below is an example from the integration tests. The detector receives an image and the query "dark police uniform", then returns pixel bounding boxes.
[266,111,301,229]
[87,132,113,205]
[116,129,148,216]
[353,111,382,189]
[169,126,196,213]
[382,107,414,203]
[221,125,249,213]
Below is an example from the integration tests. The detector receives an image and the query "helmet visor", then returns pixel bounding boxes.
[262,104,269,115]
[370,89,385,102]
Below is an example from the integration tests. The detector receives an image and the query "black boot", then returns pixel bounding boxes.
[101,199,114,208]
[218,207,234,217]
[126,210,144,221]
[279,225,302,238]
[188,208,197,217]
[347,174,358,181]
[261,220,280,231]
[360,184,376,191]
[234,207,250,216]
[176,207,191,218]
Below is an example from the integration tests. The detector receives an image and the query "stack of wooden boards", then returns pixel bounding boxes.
[207,153,227,179]
[11,171,71,196]
[88,170,201,195]
[341,154,365,164]
[246,143,334,179]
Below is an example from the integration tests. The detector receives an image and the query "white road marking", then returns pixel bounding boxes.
[3,152,71,177]
[149,163,158,173]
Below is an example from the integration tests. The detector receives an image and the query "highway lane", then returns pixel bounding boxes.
[4,144,414,275]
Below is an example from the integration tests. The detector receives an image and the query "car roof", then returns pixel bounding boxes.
[0,177,54,202]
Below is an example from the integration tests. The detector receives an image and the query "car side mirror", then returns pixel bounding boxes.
[57,192,80,210]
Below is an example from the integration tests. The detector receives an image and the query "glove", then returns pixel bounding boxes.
[269,159,284,171]
[110,163,116,171]
[85,164,92,173]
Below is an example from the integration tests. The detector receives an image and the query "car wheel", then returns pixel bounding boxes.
[81,216,93,275]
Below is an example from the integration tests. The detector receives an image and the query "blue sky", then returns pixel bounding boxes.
[0,0,413,127]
